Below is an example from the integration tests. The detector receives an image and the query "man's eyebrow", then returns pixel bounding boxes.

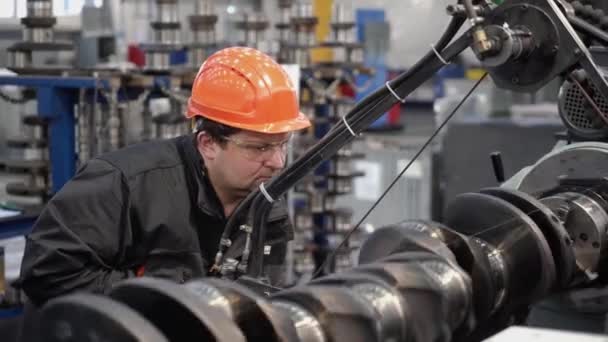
[241,138,290,144]
[240,139,268,144]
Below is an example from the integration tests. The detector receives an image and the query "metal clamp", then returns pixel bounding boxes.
[259,182,275,203]
[237,225,253,274]
[342,116,358,136]
[385,81,407,103]
[431,44,450,65]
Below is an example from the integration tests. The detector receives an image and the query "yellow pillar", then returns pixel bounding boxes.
[311,0,333,63]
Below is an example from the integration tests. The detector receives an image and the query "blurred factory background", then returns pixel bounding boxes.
[0,0,567,334]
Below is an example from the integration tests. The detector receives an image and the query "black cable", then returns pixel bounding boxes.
[569,15,608,45]
[311,72,489,279]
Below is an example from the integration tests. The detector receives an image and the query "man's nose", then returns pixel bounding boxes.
[264,147,286,169]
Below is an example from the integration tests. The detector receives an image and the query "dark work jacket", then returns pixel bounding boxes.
[15,135,293,306]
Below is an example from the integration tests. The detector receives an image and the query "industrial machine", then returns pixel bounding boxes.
[0,0,197,210]
[7,0,75,73]
[18,0,608,341]
[188,0,219,69]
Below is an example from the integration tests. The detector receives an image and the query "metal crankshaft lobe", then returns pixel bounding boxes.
[39,229,475,342]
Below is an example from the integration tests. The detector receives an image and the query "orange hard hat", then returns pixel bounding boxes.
[186,47,311,134]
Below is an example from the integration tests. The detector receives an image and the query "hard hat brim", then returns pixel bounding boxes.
[206,111,311,134]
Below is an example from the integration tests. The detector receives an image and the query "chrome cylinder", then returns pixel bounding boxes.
[471,237,508,313]
[335,253,353,270]
[245,30,264,45]
[330,158,352,176]
[9,51,31,68]
[294,253,315,273]
[277,28,290,42]
[333,29,355,43]
[27,125,45,141]
[189,47,209,68]
[350,47,364,63]
[192,29,215,44]
[94,104,104,155]
[295,211,313,230]
[154,29,180,45]
[279,8,291,24]
[292,2,314,18]
[332,46,347,63]
[23,27,53,43]
[331,3,353,23]
[195,0,214,15]
[542,192,608,275]
[108,111,121,151]
[248,11,267,24]
[29,174,47,188]
[27,0,53,18]
[310,191,325,213]
[335,103,354,117]
[329,177,352,194]
[292,49,311,67]
[145,51,171,70]
[334,213,352,232]
[293,31,315,46]
[272,301,326,342]
[77,105,90,164]
[184,281,234,318]
[156,3,178,23]
[418,260,471,327]
[22,147,47,161]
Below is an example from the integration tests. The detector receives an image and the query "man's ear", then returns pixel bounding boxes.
[196,132,218,161]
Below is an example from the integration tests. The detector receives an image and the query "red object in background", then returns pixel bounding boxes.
[128,45,145,67]
[340,75,401,126]
[388,102,402,124]
[339,82,355,98]
[387,70,404,125]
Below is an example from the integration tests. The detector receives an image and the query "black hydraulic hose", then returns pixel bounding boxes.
[569,14,608,45]
[246,31,475,278]
[216,15,467,271]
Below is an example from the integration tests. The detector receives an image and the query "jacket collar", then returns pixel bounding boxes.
[180,135,225,219]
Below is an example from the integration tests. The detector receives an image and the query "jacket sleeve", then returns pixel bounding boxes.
[16,158,135,306]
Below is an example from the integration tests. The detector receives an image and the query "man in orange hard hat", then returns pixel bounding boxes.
[16,47,311,307]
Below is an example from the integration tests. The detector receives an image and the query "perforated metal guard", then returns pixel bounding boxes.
[559,79,608,139]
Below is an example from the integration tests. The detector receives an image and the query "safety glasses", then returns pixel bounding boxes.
[221,135,293,162]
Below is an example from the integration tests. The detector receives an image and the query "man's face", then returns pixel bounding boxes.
[201,130,292,198]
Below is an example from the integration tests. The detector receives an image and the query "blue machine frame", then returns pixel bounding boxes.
[0,75,172,238]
